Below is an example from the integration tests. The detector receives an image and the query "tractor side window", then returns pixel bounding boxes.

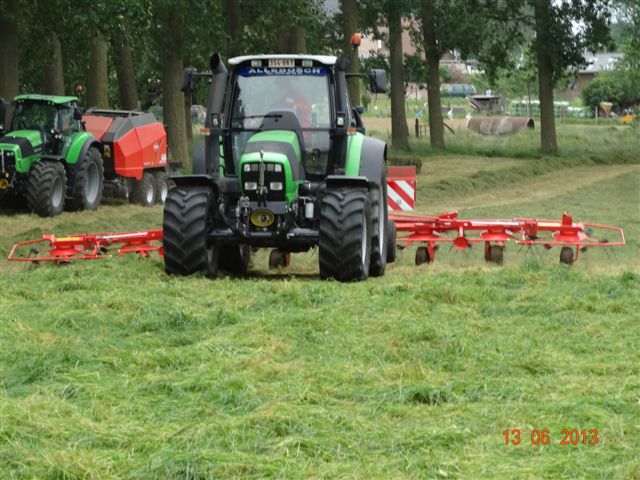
[58,108,75,133]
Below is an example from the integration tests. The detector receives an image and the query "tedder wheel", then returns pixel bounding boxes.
[387,219,397,263]
[25,161,67,217]
[153,171,169,204]
[163,186,218,278]
[487,245,504,265]
[131,172,156,207]
[560,247,574,265]
[68,146,104,211]
[369,176,388,277]
[415,246,431,266]
[319,187,371,281]
[219,243,251,274]
[268,249,291,269]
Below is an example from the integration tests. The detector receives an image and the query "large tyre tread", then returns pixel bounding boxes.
[369,177,388,277]
[25,161,67,217]
[163,187,216,277]
[67,146,104,211]
[319,187,371,282]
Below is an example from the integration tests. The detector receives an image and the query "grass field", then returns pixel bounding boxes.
[1,124,639,479]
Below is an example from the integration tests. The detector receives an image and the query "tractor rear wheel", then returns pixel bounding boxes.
[219,243,251,274]
[131,172,156,207]
[319,187,371,281]
[153,171,169,204]
[26,161,67,217]
[68,146,104,211]
[163,186,219,278]
[387,219,397,263]
[369,177,388,277]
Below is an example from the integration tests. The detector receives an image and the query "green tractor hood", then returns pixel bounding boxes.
[0,130,45,174]
[238,130,305,204]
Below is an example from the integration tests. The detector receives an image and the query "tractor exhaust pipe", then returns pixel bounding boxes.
[205,53,228,175]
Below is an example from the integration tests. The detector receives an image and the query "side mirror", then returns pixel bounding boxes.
[0,97,6,130]
[369,69,388,94]
[181,67,198,93]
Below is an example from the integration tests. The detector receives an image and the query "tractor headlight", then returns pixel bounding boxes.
[243,164,251,172]
[244,181,257,190]
[269,182,283,191]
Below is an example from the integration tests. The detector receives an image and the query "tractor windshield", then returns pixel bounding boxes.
[229,64,332,177]
[11,101,59,132]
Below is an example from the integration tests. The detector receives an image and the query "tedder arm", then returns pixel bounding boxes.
[390,211,625,265]
[7,230,163,264]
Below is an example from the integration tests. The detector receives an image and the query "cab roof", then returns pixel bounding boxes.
[228,54,337,66]
[14,94,78,105]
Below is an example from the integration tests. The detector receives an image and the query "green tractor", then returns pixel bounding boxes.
[164,44,394,281]
[0,94,103,216]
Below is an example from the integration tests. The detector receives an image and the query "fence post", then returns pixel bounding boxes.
[415,118,420,138]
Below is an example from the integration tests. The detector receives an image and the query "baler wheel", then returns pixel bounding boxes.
[415,246,431,266]
[319,187,371,281]
[153,171,169,204]
[560,247,574,265]
[25,161,67,217]
[131,172,156,207]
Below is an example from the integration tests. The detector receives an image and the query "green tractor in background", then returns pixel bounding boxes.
[165,37,395,281]
[0,94,103,216]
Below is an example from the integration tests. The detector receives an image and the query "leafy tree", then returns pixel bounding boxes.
[0,1,19,111]
[341,0,361,104]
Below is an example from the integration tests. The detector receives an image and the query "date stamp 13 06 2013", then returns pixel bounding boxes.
[503,428,599,446]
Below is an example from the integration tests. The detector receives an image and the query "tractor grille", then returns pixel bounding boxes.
[0,150,16,178]
[242,162,286,202]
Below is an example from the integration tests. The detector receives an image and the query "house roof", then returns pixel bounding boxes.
[579,52,624,74]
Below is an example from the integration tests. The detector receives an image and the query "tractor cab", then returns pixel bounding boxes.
[7,95,82,155]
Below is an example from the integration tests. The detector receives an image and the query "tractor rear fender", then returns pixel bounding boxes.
[358,136,387,186]
[171,174,221,197]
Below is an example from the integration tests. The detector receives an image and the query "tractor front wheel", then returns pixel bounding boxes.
[26,161,67,217]
[68,146,104,211]
[131,172,156,207]
[319,187,371,281]
[163,186,219,278]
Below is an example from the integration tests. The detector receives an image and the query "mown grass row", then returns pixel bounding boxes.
[2,260,639,478]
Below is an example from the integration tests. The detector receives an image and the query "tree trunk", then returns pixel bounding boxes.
[87,35,109,108]
[115,41,138,110]
[163,53,188,169]
[184,94,192,140]
[421,1,445,149]
[225,0,243,57]
[341,0,360,105]
[388,3,409,150]
[276,31,291,54]
[289,27,307,54]
[0,2,19,115]
[533,0,558,154]
[42,31,65,96]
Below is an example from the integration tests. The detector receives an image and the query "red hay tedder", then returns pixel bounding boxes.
[6,168,625,266]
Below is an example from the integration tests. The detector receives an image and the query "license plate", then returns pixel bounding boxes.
[268,59,295,68]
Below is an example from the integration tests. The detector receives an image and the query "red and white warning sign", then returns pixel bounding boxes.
[387,166,416,211]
